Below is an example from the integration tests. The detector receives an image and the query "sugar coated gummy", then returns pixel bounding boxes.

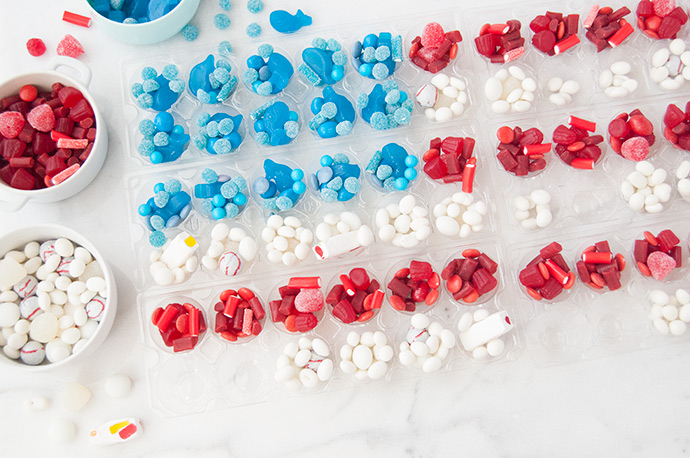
[26,38,47,57]
[219,0,232,10]
[246,23,261,37]
[214,13,231,30]
[56,34,84,58]
[181,24,198,41]
[247,0,263,13]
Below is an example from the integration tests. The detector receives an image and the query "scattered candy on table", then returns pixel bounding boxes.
[457,310,513,360]
[275,337,333,391]
[546,77,580,106]
[530,11,580,55]
[484,66,536,114]
[650,39,689,90]
[269,9,312,34]
[243,44,294,96]
[212,288,265,342]
[636,0,688,39]
[193,111,243,155]
[188,54,238,104]
[496,125,549,176]
[398,313,455,373]
[663,102,690,149]
[138,179,192,247]
[151,301,206,352]
[675,160,690,200]
[513,189,553,230]
[252,159,306,211]
[308,87,355,138]
[312,212,374,260]
[634,229,682,280]
[246,23,261,38]
[552,116,604,169]
[104,373,132,398]
[137,112,189,164]
[88,0,181,23]
[387,260,440,312]
[214,13,230,30]
[181,24,198,41]
[149,232,198,286]
[357,81,413,130]
[608,109,655,161]
[433,191,488,238]
[352,32,403,79]
[326,268,383,324]
[0,82,97,190]
[442,249,498,304]
[649,288,690,335]
[247,0,263,14]
[89,418,142,445]
[519,242,574,301]
[576,240,626,291]
[0,237,107,365]
[340,331,393,380]
[62,381,91,411]
[416,73,468,122]
[261,214,313,266]
[201,223,257,275]
[409,22,462,73]
[299,37,347,86]
[375,195,430,248]
[130,65,185,111]
[56,35,85,58]
[269,277,323,333]
[194,168,248,220]
[366,142,418,191]
[422,136,476,188]
[620,160,671,213]
[250,99,300,146]
[474,19,524,63]
[583,5,634,52]
[599,61,638,99]
[309,153,361,202]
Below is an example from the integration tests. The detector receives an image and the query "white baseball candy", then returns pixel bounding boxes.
[415,84,437,107]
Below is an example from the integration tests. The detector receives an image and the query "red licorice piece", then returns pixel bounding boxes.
[634,229,682,280]
[153,302,206,352]
[663,102,690,151]
[552,116,604,168]
[443,251,498,304]
[585,6,633,51]
[474,19,524,63]
[530,11,580,56]
[26,38,47,57]
[607,110,654,161]
[387,260,439,313]
[496,125,548,177]
[62,11,92,28]
[636,0,687,39]
[409,22,463,73]
[519,242,571,301]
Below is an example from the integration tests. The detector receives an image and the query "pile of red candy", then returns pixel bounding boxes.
[663,102,690,151]
[583,5,634,52]
[576,241,626,291]
[151,302,207,352]
[387,260,440,312]
[213,288,265,342]
[496,125,550,176]
[607,109,655,161]
[474,20,524,63]
[422,135,476,191]
[634,230,682,280]
[552,116,604,169]
[519,242,575,301]
[0,82,96,190]
[636,0,688,39]
[409,22,463,73]
[442,249,498,304]
[530,11,581,55]
[269,277,323,333]
[326,268,384,324]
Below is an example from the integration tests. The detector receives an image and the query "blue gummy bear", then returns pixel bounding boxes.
[269,9,312,34]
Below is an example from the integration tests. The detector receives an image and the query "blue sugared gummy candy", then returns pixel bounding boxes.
[370,112,388,130]
[320,102,337,118]
[218,41,233,56]
[153,132,169,147]
[383,80,398,92]
[284,121,299,139]
[356,93,368,109]
[344,176,360,193]
[150,215,165,231]
[181,24,198,41]
[372,63,389,80]
[196,112,211,127]
[138,138,154,156]
[385,89,400,105]
[218,118,234,135]
[320,188,338,202]
[394,107,411,125]
[141,67,157,80]
[332,51,347,66]
[376,164,392,180]
[247,0,263,13]
[149,231,166,248]
[242,68,259,85]
[246,22,261,37]
[257,44,274,59]
[327,39,341,52]
[312,37,327,50]
[375,46,390,61]
[131,83,144,98]
[164,179,182,194]
[142,79,160,93]
[333,153,349,164]
[221,181,239,199]
[201,168,218,183]
[139,119,156,136]
[275,196,293,211]
[169,80,185,93]
[219,0,232,11]
[196,89,211,104]
[225,203,240,218]
[214,138,232,154]
[206,121,220,138]
[256,81,272,96]
[213,67,230,84]
[336,121,352,136]
[162,64,179,80]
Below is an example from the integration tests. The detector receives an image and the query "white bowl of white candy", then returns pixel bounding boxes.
[0,224,117,370]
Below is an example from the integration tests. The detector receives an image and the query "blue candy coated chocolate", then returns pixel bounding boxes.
[317,121,338,138]
[316,167,333,184]
[280,189,299,203]
[179,203,192,220]
[259,180,276,199]
[269,9,312,34]
[308,173,319,191]
[310,96,324,115]
[362,34,378,48]
[151,74,179,112]
[165,214,182,228]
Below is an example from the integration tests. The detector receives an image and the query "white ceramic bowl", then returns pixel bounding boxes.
[0,57,109,212]
[84,0,200,45]
[0,224,118,371]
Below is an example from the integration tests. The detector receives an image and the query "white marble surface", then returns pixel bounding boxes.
[1,0,690,456]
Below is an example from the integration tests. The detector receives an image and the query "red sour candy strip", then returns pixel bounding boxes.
[51,164,80,185]
[57,138,88,149]
[569,115,596,132]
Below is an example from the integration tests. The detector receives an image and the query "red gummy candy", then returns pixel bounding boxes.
[27,104,56,132]
[654,0,676,17]
[646,251,676,280]
[0,112,26,139]
[293,288,324,313]
[421,22,446,48]
[56,34,84,58]
[26,38,46,57]
[620,137,649,161]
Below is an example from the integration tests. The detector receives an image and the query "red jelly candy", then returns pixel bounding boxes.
[293,288,324,313]
[0,112,26,139]
[294,313,318,332]
[27,104,56,132]
[26,38,47,57]
[56,34,84,58]
[654,0,676,17]
[646,251,676,280]
[421,22,446,48]
[620,137,650,161]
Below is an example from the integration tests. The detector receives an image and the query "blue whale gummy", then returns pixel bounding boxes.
[299,37,347,86]
[189,55,238,104]
[252,100,299,146]
[358,82,412,130]
[269,9,312,34]
[308,86,355,139]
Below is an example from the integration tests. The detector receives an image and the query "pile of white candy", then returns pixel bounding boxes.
[398,313,456,373]
[457,309,514,360]
[201,223,258,276]
[649,289,690,336]
[599,61,638,99]
[149,232,199,286]
[675,160,690,202]
[620,161,672,214]
[261,214,314,266]
[415,73,468,122]
[649,39,690,91]
[546,77,580,107]
[375,195,431,248]
[313,211,374,260]
[339,330,394,380]
[513,189,553,229]
[484,66,536,114]
[275,337,334,390]
[0,237,107,365]
[432,191,488,238]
